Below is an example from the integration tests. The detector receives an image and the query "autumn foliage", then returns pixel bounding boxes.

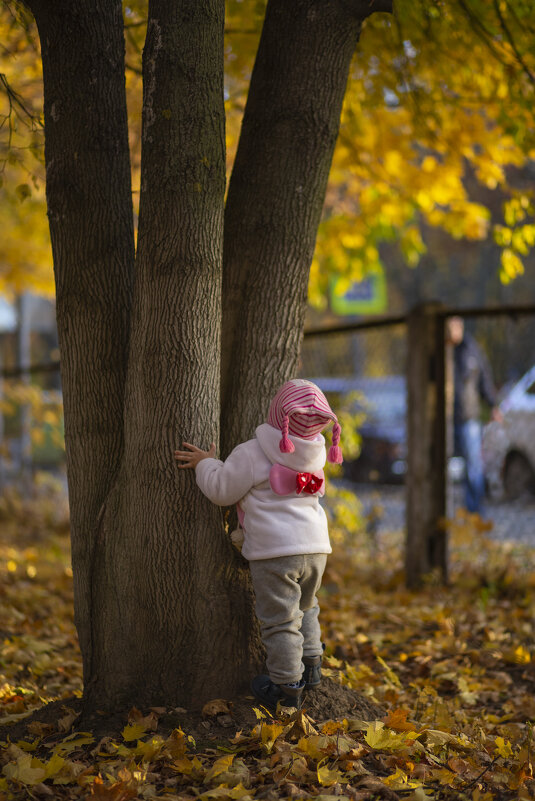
[2,1,535,796]
[2,488,535,800]
[1,0,534,299]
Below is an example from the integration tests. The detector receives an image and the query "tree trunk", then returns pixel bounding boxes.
[221,0,392,454]
[83,0,262,712]
[26,0,393,714]
[26,0,135,687]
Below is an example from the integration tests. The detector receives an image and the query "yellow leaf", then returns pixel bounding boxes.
[172,755,204,776]
[134,736,165,761]
[283,710,318,739]
[514,645,530,664]
[501,248,524,280]
[364,721,412,752]
[383,767,421,790]
[427,766,458,786]
[340,232,366,249]
[226,783,251,799]
[322,719,348,735]
[122,723,147,742]
[31,429,45,446]
[260,722,285,753]
[53,732,94,755]
[2,754,45,785]
[44,753,65,779]
[383,150,403,177]
[297,734,332,760]
[494,224,512,246]
[198,782,250,799]
[421,729,474,752]
[317,757,347,787]
[15,739,38,752]
[421,155,437,172]
[172,757,194,775]
[204,754,234,782]
[495,737,513,759]
[165,728,189,759]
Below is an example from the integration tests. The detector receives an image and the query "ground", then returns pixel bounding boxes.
[2,479,535,800]
[350,480,535,544]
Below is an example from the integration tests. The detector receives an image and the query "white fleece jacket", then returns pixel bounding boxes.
[195,423,331,561]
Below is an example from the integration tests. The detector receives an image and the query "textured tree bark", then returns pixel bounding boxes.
[25,0,135,687]
[25,0,393,714]
[221,0,392,455]
[84,0,262,712]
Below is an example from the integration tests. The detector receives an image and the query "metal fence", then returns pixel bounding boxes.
[2,302,535,577]
[301,303,535,574]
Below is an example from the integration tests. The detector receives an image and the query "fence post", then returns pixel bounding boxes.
[405,302,447,588]
[16,293,33,492]
[0,345,4,492]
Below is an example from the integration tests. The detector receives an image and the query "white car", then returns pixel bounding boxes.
[483,366,535,500]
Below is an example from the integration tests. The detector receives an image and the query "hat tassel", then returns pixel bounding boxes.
[327,421,343,464]
[279,414,295,454]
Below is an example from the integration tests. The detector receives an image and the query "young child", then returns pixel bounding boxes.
[174,378,342,711]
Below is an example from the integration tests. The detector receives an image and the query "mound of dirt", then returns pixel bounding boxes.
[163,678,383,743]
[0,678,382,746]
[302,677,383,721]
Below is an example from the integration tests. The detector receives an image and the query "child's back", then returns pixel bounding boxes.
[196,421,330,559]
[175,378,343,712]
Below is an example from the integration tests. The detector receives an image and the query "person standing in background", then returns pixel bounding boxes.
[447,317,502,514]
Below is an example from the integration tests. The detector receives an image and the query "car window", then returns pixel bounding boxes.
[357,388,406,422]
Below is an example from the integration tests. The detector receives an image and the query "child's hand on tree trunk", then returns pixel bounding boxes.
[174,442,216,469]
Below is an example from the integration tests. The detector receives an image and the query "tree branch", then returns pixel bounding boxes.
[0,73,43,128]
[492,0,535,85]
[338,0,393,18]
[221,0,366,454]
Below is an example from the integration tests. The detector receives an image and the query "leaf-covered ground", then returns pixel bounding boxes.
[2,483,535,800]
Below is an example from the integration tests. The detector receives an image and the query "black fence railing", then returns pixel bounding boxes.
[3,301,535,585]
[302,302,535,585]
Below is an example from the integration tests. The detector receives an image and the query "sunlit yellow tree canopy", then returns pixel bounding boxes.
[1,0,534,300]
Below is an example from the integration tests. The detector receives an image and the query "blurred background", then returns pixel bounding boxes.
[1,0,534,545]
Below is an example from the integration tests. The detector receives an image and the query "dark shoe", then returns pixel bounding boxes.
[302,654,322,688]
[251,674,304,712]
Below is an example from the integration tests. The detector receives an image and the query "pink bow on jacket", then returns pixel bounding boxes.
[269,464,325,496]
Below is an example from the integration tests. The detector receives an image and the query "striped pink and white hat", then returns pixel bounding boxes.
[267,379,343,464]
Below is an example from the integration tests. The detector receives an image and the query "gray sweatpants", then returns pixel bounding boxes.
[249,553,327,686]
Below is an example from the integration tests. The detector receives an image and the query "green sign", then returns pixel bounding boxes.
[330,271,387,316]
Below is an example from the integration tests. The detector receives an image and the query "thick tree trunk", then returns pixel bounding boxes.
[84,0,262,712]
[221,0,392,454]
[26,0,135,687]
[27,0,393,715]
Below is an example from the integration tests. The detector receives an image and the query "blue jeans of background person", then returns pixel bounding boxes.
[456,419,486,513]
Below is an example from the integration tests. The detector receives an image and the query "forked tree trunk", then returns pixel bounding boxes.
[26,0,391,713]
[27,0,135,687]
[221,0,393,453]
[83,0,262,712]
[28,0,262,713]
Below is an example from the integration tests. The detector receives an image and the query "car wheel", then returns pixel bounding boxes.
[503,453,535,501]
